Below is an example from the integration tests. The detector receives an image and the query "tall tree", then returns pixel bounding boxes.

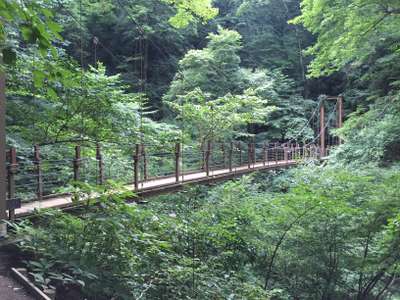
[165,27,245,101]
[0,0,62,235]
[210,0,313,94]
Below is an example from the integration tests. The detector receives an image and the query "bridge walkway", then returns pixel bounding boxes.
[16,159,296,217]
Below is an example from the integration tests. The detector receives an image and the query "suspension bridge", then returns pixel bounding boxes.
[0,96,343,219]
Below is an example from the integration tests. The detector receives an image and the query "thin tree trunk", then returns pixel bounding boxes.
[264,204,320,289]
[357,232,372,299]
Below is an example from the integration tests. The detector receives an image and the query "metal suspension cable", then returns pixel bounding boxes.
[58,0,152,155]
[139,35,144,145]
[115,0,171,62]
[79,0,85,139]
[57,1,126,67]
[181,93,185,180]
[306,111,336,147]
[57,0,333,157]
[286,97,324,145]
[377,97,395,119]
[109,1,149,148]
[304,104,338,147]
[31,48,37,144]
[114,0,253,88]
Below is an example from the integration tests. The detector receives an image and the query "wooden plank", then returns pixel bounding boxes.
[11,268,53,300]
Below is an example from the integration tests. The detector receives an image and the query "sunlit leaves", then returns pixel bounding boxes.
[162,0,218,28]
[7,54,169,144]
[331,93,400,166]
[292,0,400,77]
[167,88,273,142]
[9,163,400,298]
[0,0,62,68]
[166,27,245,103]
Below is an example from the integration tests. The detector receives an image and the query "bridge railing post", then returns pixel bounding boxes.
[206,141,211,176]
[96,143,104,185]
[320,101,326,157]
[175,143,180,183]
[133,144,140,190]
[252,143,256,167]
[238,142,242,166]
[290,144,293,161]
[141,144,148,181]
[263,143,267,166]
[247,143,251,169]
[274,143,278,164]
[229,142,233,172]
[284,144,288,163]
[290,144,294,161]
[337,96,344,145]
[34,145,43,201]
[201,142,205,170]
[221,143,226,169]
[73,145,81,182]
[7,147,17,220]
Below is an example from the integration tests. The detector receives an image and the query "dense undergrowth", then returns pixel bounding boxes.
[10,164,400,299]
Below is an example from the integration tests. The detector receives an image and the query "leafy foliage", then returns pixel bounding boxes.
[165,28,313,142]
[11,165,400,299]
[163,0,219,28]
[167,88,273,143]
[223,0,311,86]
[244,69,315,141]
[292,0,400,78]
[0,0,62,74]
[165,27,245,100]
[6,51,176,144]
[5,1,400,299]
[330,91,400,166]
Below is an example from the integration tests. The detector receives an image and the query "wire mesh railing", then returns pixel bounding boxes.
[4,140,324,219]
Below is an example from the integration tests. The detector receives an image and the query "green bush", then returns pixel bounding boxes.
[11,165,400,299]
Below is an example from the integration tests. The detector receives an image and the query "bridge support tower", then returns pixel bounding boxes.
[320,96,344,157]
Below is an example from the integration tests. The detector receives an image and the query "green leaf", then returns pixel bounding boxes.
[20,25,35,43]
[47,88,57,99]
[33,70,46,88]
[47,21,62,34]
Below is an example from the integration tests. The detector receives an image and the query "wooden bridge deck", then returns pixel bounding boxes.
[15,159,296,217]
